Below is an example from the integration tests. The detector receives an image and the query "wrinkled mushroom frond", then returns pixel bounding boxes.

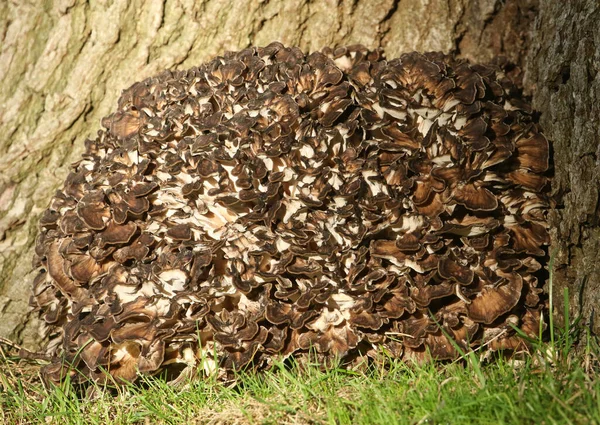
[30,43,550,386]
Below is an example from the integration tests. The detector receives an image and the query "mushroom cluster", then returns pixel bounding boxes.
[31,43,550,385]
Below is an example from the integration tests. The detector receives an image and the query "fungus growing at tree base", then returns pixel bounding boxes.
[30,43,550,386]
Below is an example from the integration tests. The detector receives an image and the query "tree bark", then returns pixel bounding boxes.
[0,0,540,349]
[525,0,600,335]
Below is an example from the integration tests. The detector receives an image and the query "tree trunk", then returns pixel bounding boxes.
[524,0,600,335]
[0,0,546,349]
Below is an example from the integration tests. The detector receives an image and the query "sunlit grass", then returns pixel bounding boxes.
[2,327,600,425]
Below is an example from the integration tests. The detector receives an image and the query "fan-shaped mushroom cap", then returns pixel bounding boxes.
[32,44,549,386]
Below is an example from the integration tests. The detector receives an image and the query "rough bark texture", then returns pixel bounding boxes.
[525,0,600,334]
[0,0,539,349]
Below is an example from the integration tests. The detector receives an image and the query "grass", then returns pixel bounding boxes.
[2,325,600,425]
[2,265,600,424]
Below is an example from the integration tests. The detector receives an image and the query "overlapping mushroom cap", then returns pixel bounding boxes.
[31,43,550,385]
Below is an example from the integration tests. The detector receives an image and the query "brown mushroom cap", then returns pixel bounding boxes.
[32,44,550,386]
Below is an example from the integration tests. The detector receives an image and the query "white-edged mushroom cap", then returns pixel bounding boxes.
[31,43,550,386]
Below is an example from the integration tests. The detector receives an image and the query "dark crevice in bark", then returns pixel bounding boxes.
[378,0,400,46]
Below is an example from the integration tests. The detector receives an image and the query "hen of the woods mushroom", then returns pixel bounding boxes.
[31,43,550,386]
